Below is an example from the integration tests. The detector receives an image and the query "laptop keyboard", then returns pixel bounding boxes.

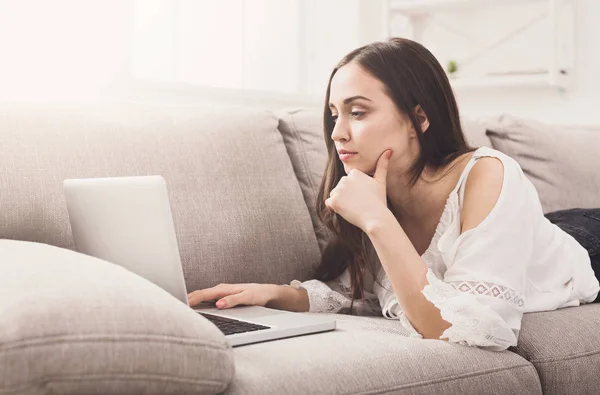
[199,312,271,336]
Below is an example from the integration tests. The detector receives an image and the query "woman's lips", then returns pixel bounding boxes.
[339,152,356,161]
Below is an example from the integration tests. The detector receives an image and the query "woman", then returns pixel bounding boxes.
[188,38,600,351]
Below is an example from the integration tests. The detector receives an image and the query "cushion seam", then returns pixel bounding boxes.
[351,363,538,395]
[527,348,600,364]
[0,373,229,393]
[0,334,230,352]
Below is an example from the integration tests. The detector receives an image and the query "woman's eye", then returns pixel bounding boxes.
[331,111,363,123]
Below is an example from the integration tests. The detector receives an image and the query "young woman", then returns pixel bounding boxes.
[188,38,600,351]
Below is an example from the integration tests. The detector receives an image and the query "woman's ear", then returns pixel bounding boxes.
[414,105,430,133]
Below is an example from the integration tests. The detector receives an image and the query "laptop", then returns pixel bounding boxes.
[63,175,336,346]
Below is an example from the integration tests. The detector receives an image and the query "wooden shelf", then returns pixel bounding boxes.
[389,0,553,15]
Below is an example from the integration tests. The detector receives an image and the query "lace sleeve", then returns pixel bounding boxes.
[422,269,521,350]
[379,267,523,350]
[289,269,381,315]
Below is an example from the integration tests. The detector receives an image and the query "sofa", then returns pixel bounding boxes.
[1,100,599,395]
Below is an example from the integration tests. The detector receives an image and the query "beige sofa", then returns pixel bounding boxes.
[1,101,599,395]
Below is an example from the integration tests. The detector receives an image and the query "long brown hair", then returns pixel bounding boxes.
[315,37,474,311]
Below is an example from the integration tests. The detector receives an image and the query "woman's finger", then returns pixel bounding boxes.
[188,286,240,306]
[216,291,252,309]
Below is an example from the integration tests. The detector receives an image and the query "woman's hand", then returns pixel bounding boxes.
[188,283,280,309]
[325,149,393,232]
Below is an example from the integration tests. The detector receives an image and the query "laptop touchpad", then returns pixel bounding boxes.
[215,306,287,319]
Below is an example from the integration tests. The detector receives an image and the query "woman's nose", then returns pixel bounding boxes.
[331,120,349,142]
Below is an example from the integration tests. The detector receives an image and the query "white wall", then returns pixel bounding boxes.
[143,0,600,124]
[447,0,600,125]
[0,0,364,105]
[355,0,600,125]
[0,0,132,101]
[0,0,597,124]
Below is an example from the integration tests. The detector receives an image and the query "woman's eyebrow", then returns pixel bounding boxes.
[329,95,373,108]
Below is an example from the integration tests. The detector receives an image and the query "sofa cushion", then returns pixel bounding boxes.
[460,115,493,148]
[276,108,332,255]
[225,314,541,395]
[512,305,600,395]
[486,115,600,213]
[0,239,233,395]
[0,102,321,289]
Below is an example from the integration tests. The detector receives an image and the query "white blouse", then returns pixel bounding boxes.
[291,146,600,351]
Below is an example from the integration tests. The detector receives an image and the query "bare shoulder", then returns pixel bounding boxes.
[461,157,505,233]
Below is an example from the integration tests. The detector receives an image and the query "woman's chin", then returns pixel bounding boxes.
[343,164,373,176]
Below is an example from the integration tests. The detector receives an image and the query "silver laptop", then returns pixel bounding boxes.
[63,175,336,346]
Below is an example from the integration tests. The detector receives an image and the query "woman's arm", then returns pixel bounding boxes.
[366,157,505,340]
[279,271,382,315]
[268,285,310,312]
[366,213,451,339]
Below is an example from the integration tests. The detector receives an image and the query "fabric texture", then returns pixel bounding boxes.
[225,314,541,395]
[513,304,600,395]
[2,101,599,393]
[292,147,599,351]
[0,239,234,395]
[486,114,600,213]
[0,102,321,290]
[276,108,333,255]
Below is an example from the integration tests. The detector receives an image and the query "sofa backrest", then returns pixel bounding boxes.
[485,114,600,213]
[0,102,322,290]
[276,108,332,255]
[278,107,600,222]
[4,101,596,292]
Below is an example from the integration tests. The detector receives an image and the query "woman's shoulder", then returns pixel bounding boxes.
[456,146,537,225]
[471,147,521,171]
[464,146,526,188]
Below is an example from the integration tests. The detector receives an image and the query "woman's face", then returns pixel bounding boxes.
[328,62,417,176]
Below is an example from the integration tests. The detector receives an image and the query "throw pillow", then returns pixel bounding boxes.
[486,114,600,213]
[0,239,234,395]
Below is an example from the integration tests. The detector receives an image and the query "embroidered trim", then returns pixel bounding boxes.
[423,270,520,350]
[293,278,382,315]
[448,280,525,308]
